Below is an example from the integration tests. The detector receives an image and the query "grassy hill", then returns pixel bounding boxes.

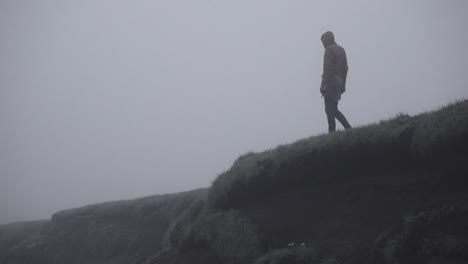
[1,100,468,264]
[0,189,207,264]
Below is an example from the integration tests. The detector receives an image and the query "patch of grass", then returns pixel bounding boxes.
[51,189,207,225]
[208,100,468,211]
[411,99,468,159]
[1,189,207,264]
[253,246,321,264]
[371,206,468,264]
[178,210,262,264]
[163,199,207,249]
[0,221,47,249]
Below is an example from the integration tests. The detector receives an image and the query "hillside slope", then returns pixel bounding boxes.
[0,189,207,264]
[163,100,468,264]
[1,100,468,264]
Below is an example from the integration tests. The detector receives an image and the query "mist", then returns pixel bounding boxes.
[1,0,467,224]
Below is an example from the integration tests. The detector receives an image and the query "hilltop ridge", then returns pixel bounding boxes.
[1,100,468,264]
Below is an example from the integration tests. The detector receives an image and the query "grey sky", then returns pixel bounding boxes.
[1,0,467,224]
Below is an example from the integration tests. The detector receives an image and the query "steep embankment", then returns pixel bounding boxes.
[163,100,468,264]
[1,100,468,264]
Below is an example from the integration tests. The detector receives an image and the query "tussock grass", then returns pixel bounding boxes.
[163,199,207,249]
[177,210,262,264]
[254,247,339,264]
[208,100,468,211]
[51,189,206,224]
[411,100,468,159]
[0,221,46,250]
[371,206,468,263]
[253,246,322,264]
[5,189,208,264]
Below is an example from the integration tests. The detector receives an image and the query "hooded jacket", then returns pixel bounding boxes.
[320,31,348,102]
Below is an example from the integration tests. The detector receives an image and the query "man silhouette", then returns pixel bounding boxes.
[320,31,352,133]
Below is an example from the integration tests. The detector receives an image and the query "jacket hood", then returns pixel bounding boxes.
[321,31,336,47]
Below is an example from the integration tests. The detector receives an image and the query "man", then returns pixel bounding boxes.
[320,31,352,133]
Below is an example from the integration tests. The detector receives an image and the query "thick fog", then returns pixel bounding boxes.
[1,0,467,224]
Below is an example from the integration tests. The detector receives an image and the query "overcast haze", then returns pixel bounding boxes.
[1,0,468,224]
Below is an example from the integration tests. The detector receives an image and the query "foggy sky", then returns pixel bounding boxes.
[1,0,467,224]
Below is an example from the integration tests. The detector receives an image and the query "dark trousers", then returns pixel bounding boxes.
[324,97,351,133]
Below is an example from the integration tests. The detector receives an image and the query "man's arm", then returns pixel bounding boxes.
[320,47,334,94]
[342,50,348,88]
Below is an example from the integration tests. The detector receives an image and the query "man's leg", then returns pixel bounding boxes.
[324,97,337,133]
[335,108,352,129]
